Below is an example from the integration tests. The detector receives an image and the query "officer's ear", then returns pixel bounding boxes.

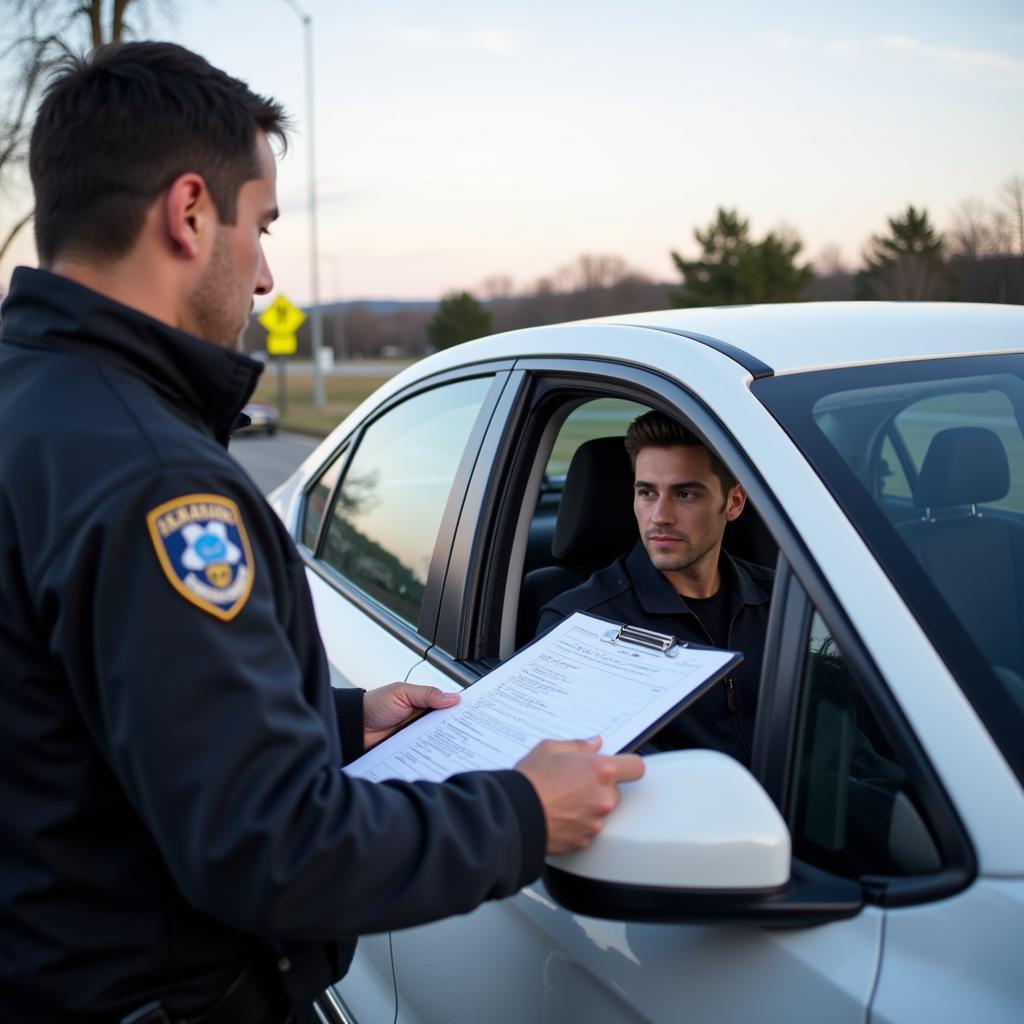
[164,173,215,262]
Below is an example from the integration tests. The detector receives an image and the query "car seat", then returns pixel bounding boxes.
[517,436,637,644]
[898,426,1024,683]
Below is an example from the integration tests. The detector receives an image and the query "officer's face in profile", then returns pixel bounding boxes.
[186,131,278,349]
[633,444,746,577]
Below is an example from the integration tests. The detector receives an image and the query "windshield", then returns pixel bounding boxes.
[754,354,1024,784]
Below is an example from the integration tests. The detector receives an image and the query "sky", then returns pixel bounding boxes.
[1,0,1023,306]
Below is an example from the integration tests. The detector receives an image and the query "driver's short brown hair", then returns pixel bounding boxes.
[624,410,737,494]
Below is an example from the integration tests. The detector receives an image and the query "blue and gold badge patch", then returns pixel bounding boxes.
[146,494,254,621]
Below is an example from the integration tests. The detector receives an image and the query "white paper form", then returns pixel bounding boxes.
[344,612,740,784]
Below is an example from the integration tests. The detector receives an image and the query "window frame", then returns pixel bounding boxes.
[757,557,975,907]
[299,361,514,650]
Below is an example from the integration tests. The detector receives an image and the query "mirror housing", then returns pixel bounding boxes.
[544,750,862,926]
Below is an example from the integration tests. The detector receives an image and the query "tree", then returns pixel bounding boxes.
[815,244,848,277]
[0,0,156,264]
[426,291,492,350]
[668,208,813,307]
[857,205,950,300]
[949,198,995,261]
[1000,174,1024,260]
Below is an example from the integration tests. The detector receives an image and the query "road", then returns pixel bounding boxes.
[264,358,415,377]
[229,430,320,494]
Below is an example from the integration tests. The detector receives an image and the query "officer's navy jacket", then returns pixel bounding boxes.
[537,541,774,763]
[0,268,546,1022]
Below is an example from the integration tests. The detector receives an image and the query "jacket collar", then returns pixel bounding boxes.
[624,539,770,617]
[0,266,263,446]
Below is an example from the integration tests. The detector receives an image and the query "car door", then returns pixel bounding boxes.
[381,360,952,1023]
[296,367,513,1023]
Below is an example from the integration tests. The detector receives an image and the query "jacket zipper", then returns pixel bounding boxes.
[723,612,750,761]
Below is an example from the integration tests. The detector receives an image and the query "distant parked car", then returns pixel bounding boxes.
[237,400,279,436]
[269,301,1024,1024]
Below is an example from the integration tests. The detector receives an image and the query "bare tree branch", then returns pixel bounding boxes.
[0,206,33,264]
[1000,174,1024,260]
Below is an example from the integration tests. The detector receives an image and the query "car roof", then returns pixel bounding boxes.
[300,302,1024,476]
[412,301,1024,380]
[599,301,1024,374]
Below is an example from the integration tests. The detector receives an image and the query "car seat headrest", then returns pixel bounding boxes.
[914,426,1010,510]
[552,436,637,564]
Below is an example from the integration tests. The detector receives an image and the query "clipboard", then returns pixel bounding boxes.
[595,619,742,753]
[344,612,743,783]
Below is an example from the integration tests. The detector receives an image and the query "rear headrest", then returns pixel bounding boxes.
[552,436,637,564]
[914,427,1010,509]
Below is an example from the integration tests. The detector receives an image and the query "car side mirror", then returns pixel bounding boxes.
[544,750,862,927]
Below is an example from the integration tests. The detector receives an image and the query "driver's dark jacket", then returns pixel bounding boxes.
[537,542,773,763]
[0,268,546,1023]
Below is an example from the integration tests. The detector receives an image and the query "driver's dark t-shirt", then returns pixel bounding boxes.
[684,581,733,650]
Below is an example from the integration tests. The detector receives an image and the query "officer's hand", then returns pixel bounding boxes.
[515,738,645,855]
[363,682,460,749]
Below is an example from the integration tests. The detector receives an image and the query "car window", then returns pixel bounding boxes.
[320,377,493,625]
[302,451,345,550]
[789,610,942,879]
[545,398,648,477]
[754,358,1024,786]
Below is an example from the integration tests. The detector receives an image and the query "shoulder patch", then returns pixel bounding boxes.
[146,493,255,621]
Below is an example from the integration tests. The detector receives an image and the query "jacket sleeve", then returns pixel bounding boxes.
[44,465,547,942]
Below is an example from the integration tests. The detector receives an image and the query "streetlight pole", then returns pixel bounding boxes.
[283,0,325,408]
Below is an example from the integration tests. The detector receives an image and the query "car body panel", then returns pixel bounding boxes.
[870,880,1024,1023]
[332,934,394,1024]
[307,570,423,691]
[386,883,883,1024]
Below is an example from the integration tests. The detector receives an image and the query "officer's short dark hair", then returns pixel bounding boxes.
[624,410,738,494]
[30,41,289,266]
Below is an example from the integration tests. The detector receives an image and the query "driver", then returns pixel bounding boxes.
[537,411,774,763]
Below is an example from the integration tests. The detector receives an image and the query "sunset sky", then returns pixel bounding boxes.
[1,0,1022,307]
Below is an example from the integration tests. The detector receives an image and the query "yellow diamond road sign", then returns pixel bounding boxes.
[258,295,306,356]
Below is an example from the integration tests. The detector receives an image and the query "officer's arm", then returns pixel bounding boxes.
[49,468,547,940]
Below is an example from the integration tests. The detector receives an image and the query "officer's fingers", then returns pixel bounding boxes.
[602,752,645,784]
[539,736,603,755]
[402,684,460,709]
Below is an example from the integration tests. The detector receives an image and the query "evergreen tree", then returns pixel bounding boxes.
[426,291,492,350]
[749,228,816,302]
[669,208,813,307]
[857,205,950,299]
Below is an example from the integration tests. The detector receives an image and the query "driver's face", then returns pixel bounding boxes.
[633,444,736,577]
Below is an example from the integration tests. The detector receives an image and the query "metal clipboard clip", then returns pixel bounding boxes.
[600,624,683,657]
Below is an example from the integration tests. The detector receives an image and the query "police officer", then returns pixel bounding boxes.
[0,43,643,1023]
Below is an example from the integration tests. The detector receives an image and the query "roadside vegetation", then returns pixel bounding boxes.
[251,371,396,438]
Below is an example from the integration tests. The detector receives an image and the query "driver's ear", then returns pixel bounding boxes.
[725,484,747,521]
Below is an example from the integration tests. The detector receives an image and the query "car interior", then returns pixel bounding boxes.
[509,399,779,651]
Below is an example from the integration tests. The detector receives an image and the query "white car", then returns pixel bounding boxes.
[269,301,1024,1024]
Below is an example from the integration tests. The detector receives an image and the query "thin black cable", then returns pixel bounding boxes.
[389,931,399,1024]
